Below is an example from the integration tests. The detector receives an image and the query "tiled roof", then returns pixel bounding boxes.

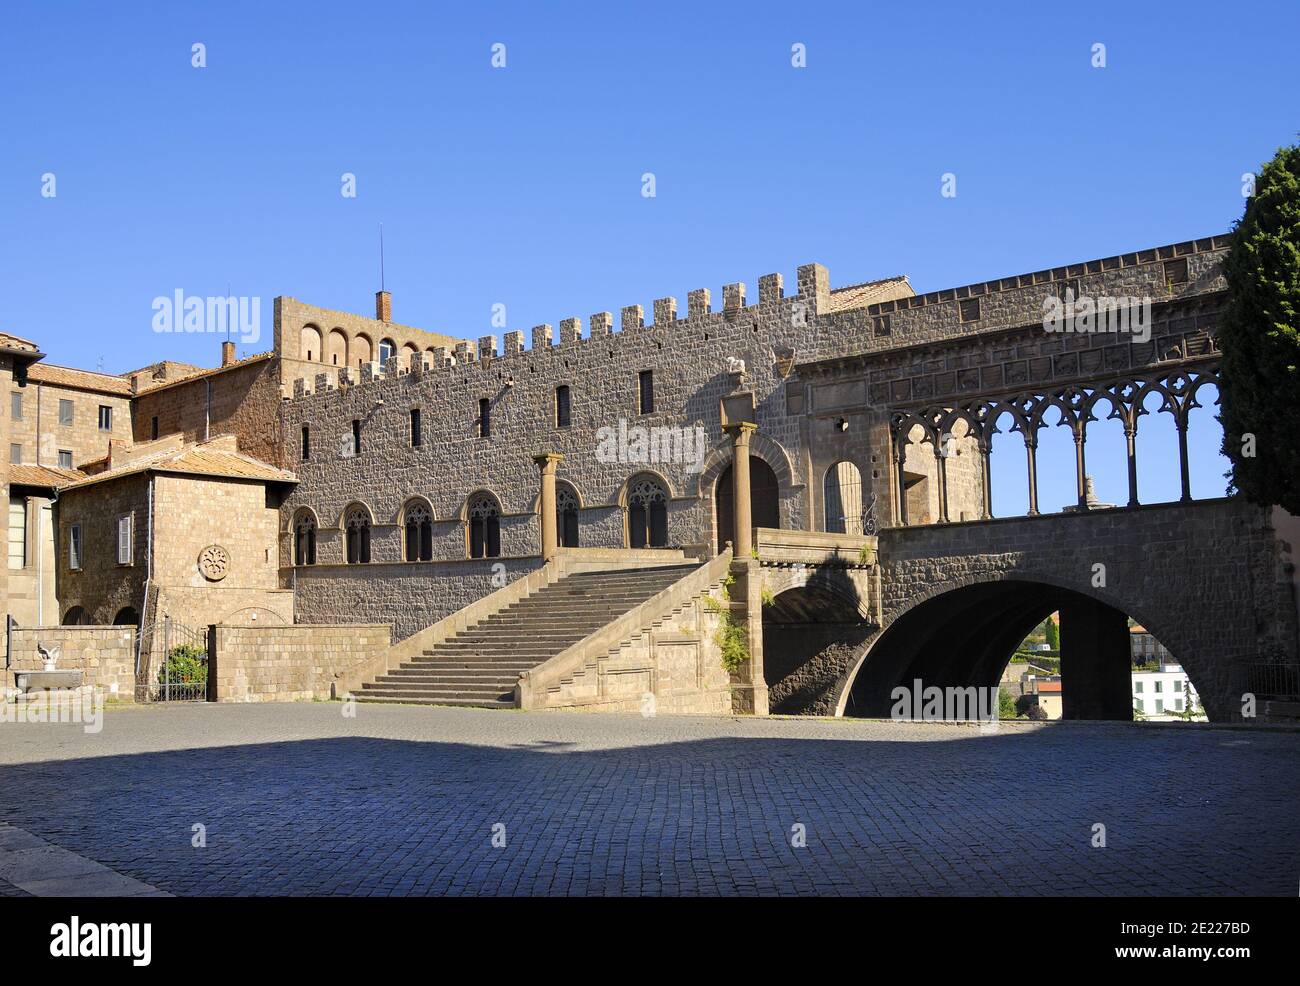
[27,362,133,395]
[823,276,913,313]
[58,439,297,492]
[8,463,86,488]
[134,352,274,395]
[0,331,40,354]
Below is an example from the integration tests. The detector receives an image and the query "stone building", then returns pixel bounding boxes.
[3,232,1297,720]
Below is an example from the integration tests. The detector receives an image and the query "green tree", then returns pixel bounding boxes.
[1044,616,1059,651]
[1219,141,1300,512]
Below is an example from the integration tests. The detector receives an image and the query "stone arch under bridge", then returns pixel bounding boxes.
[756,498,1297,722]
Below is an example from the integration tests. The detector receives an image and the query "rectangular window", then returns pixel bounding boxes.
[1154,680,1163,693]
[638,370,654,414]
[410,408,422,448]
[1134,698,1144,713]
[555,386,571,428]
[478,398,491,439]
[872,314,891,336]
[9,444,21,465]
[1172,679,1182,692]
[117,514,133,565]
[98,405,113,431]
[58,450,73,469]
[959,297,981,322]
[8,498,27,570]
[1164,257,1189,285]
[351,420,362,456]
[151,416,159,441]
[10,393,22,420]
[301,425,311,461]
[68,523,82,570]
[58,399,74,426]
[1134,681,1143,693]
[1155,699,1164,713]
[1174,698,1184,712]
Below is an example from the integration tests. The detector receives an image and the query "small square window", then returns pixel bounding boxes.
[959,297,981,323]
[98,405,113,431]
[1164,258,1189,285]
[58,450,73,469]
[58,399,74,426]
[872,314,891,336]
[1134,681,1143,693]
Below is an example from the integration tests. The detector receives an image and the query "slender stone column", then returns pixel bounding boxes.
[1124,426,1139,507]
[1025,435,1040,516]
[894,440,910,526]
[978,440,993,520]
[934,438,950,523]
[723,422,756,558]
[532,452,563,562]
[1074,428,1088,510]
[1176,420,1192,502]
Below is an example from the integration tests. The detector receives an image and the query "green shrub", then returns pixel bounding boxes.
[159,644,207,685]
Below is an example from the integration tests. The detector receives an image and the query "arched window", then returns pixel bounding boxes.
[345,506,371,564]
[63,606,87,626]
[354,333,373,367]
[824,461,864,535]
[113,607,139,627]
[328,329,348,367]
[628,475,668,548]
[404,501,433,562]
[557,484,579,548]
[468,493,501,559]
[293,510,317,566]
[300,325,322,362]
[378,338,396,365]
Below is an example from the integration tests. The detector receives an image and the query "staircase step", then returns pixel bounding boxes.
[357,562,701,711]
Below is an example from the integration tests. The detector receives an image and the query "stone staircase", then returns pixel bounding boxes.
[355,564,700,708]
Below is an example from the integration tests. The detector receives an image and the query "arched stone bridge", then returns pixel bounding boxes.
[754,498,1299,722]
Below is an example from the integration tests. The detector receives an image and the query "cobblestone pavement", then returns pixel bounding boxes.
[0,703,1296,896]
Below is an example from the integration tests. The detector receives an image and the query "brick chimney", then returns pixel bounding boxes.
[221,340,236,366]
[376,290,392,323]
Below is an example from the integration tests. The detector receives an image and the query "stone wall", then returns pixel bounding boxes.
[293,556,544,643]
[8,372,133,470]
[5,625,136,700]
[55,472,151,625]
[209,623,391,702]
[130,357,286,467]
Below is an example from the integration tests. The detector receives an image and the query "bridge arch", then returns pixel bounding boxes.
[830,573,1209,721]
[762,576,874,715]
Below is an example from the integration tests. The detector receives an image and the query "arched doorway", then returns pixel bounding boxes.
[113,607,139,626]
[715,457,780,552]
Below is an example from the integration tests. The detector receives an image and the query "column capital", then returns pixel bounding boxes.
[722,421,758,442]
[532,452,564,472]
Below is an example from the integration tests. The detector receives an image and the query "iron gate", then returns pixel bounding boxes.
[138,617,209,702]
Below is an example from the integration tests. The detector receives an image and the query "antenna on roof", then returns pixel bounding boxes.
[379,222,386,292]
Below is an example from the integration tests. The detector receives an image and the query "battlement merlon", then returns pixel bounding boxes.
[276,261,915,403]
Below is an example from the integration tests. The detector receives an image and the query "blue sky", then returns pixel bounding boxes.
[2,0,1295,510]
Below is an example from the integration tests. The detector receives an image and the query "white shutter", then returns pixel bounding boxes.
[69,524,82,570]
[117,514,132,565]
